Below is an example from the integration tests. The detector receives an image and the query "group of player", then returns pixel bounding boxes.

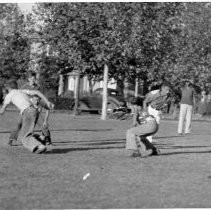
[0,73,192,158]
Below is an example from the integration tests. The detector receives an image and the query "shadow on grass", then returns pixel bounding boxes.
[53,138,125,145]
[50,128,113,132]
[159,145,211,150]
[154,135,184,139]
[45,138,126,154]
[159,150,211,156]
[46,145,125,154]
[0,128,113,134]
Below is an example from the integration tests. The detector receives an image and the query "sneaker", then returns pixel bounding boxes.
[34,144,47,154]
[152,147,161,155]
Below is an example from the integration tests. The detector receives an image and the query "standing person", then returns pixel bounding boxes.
[177,80,195,135]
[0,80,53,153]
[143,82,171,142]
[126,97,160,157]
[8,71,53,146]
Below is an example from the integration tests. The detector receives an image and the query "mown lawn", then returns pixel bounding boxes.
[0,111,211,209]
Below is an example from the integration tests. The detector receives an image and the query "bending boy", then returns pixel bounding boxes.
[0,80,53,154]
[8,71,53,146]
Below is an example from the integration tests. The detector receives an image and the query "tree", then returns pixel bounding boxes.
[34,2,211,97]
[0,3,30,82]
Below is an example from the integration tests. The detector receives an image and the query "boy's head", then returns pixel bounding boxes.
[28,71,37,86]
[30,94,41,106]
[5,80,18,91]
[130,97,143,107]
[161,81,170,94]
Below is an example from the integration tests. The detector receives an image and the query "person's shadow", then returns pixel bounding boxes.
[45,145,125,154]
[45,138,126,154]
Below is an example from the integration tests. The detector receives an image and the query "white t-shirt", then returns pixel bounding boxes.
[3,89,32,114]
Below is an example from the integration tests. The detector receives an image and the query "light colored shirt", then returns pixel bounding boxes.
[3,89,32,114]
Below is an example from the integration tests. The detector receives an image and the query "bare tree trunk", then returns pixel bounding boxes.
[58,74,64,97]
[135,77,139,97]
[123,78,129,99]
[140,79,144,96]
[101,64,108,120]
[88,76,95,95]
[74,71,80,115]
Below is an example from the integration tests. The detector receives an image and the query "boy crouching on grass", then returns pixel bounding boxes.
[0,80,54,154]
[126,97,160,158]
[30,94,53,147]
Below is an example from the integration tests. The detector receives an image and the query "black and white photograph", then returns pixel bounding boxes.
[0,1,211,209]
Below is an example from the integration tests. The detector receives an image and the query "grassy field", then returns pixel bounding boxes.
[0,111,211,209]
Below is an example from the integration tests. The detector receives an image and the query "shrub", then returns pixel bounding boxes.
[63,90,74,98]
[49,97,75,110]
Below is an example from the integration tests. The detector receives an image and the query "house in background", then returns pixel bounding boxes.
[61,70,117,98]
[61,70,146,101]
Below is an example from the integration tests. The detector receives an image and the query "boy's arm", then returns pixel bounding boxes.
[0,94,10,114]
[22,89,54,110]
[43,109,50,127]
[143,93,152,111]
[0,103,8,114]
[143,99,147,111]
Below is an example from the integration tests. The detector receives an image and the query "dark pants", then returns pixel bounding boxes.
[20,107,45,152]
[10,111,52,144]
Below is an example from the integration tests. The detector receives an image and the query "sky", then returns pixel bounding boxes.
[18,3,34,14]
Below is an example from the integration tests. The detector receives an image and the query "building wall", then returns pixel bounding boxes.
[64,74,117,95]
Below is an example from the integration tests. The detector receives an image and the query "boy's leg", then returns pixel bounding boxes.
[178,104,187,134]
[147,106,161,142]
[185,105,193,134]
[141,136,160,156]
[126,120,158,157]
[8,116,22,145]
[42,125,53,145]
[126,128,138,151]
[20,107,46,153]
[36,113,53,145]
[135,136,150,157]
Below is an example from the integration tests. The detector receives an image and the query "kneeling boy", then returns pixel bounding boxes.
[126,97,160,158]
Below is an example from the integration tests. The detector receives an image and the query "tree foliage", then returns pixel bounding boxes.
[1,2,211,95]
[0,3,30,82]
[34,3,187,89]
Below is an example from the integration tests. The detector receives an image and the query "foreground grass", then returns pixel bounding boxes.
[0,111,211,209]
